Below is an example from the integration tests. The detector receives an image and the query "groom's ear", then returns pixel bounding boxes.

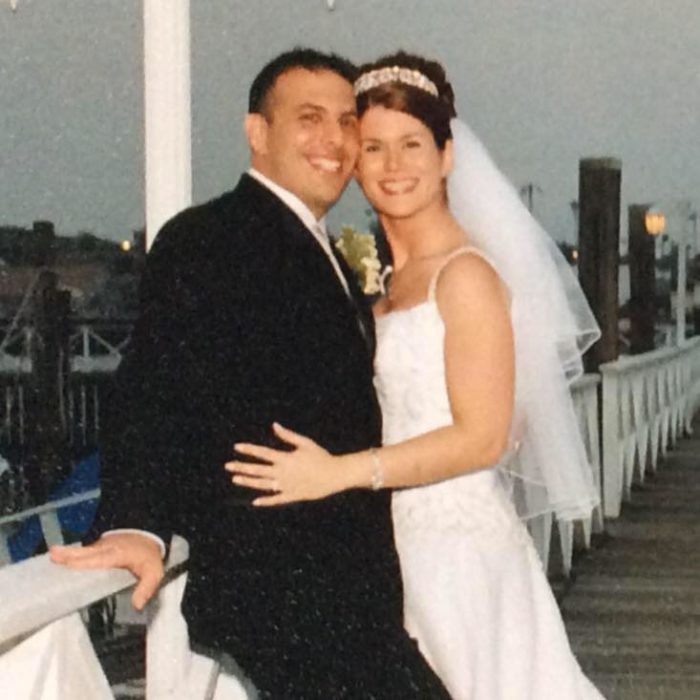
[441,139,454,178]
[245,113,269,156]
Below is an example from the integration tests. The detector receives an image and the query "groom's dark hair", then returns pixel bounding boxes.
[248,47,358,117]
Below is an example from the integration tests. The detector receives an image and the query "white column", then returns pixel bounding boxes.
[143,0,192,251]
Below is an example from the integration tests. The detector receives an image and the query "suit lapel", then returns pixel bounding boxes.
[233,175,376,357]
[329,242,376,357]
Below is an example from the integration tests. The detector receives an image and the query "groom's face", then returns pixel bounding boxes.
[246,68,359,219]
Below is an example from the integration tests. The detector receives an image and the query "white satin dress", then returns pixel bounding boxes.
[373,249,604,700]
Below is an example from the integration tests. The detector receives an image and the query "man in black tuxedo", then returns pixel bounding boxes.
[52,49,449,699]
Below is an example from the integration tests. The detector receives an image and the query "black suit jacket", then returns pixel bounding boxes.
[91,175,444,695]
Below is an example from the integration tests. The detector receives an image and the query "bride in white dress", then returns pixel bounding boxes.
[228,52,605,699]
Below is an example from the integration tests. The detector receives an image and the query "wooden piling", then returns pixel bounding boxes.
[628,204,657,353]
[24,271,71,505]
[577,158,622,370]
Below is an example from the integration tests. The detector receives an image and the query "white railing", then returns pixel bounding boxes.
[600,337,700,518]
[535,338,700,574]
[0,535,210,699]
[0,492,248,699]
[528,372,603,577]
[69,324,130,374]
[0,532,249,699]
[0,324,130,377]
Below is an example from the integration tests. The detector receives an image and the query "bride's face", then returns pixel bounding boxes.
[355,106,452,220]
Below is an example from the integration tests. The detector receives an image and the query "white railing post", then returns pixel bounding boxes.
[81,325,90,360]
[601,363,622,517]
[619,371,636,502]
[689,338,700,423]
[682,349,693,433]
[143,0,192,251]
[630,367,648,484]
[572,374,604,546]
[38,511,64,547]
[586,382,604,536]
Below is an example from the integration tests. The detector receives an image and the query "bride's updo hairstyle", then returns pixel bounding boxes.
[354,51,456,150]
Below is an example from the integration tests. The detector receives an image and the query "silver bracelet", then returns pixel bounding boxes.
[369,447,384,491]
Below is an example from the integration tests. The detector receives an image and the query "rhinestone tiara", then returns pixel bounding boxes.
[353,66,439,98]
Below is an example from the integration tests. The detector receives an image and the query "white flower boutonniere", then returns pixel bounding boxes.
[334,225,389,296]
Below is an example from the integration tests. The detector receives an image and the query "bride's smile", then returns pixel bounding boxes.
[378,177,419,195]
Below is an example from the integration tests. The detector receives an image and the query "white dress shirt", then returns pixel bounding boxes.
[248,168,350,296]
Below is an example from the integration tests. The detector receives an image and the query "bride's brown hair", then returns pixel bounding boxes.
[355,51,457,149]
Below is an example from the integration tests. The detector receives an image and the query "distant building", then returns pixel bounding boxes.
[0,221,140,321]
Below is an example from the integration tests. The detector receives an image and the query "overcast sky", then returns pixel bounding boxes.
[1,0,698,246]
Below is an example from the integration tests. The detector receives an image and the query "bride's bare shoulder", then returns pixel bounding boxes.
[435,251,509,315]
[438,250,502,293]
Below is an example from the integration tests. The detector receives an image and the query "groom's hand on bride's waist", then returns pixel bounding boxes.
[49,532,165,611]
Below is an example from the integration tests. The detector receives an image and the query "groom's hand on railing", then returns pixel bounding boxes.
[49,533,165,611]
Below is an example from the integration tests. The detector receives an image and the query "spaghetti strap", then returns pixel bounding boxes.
[427,245,498,302]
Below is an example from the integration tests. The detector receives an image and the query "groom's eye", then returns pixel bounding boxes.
[405,140,421,149]
[300,112,321,124]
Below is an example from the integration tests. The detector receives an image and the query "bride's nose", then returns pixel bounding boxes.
[383,147,401,171]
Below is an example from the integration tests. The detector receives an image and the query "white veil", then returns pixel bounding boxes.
[447,118,601,521]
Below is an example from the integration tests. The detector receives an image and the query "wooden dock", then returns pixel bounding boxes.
[562,413,700,699]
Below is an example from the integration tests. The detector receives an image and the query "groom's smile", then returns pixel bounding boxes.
[245,67,359,219]
[308,155,343,174]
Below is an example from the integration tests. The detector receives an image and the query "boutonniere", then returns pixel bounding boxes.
[334,225,389,296]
